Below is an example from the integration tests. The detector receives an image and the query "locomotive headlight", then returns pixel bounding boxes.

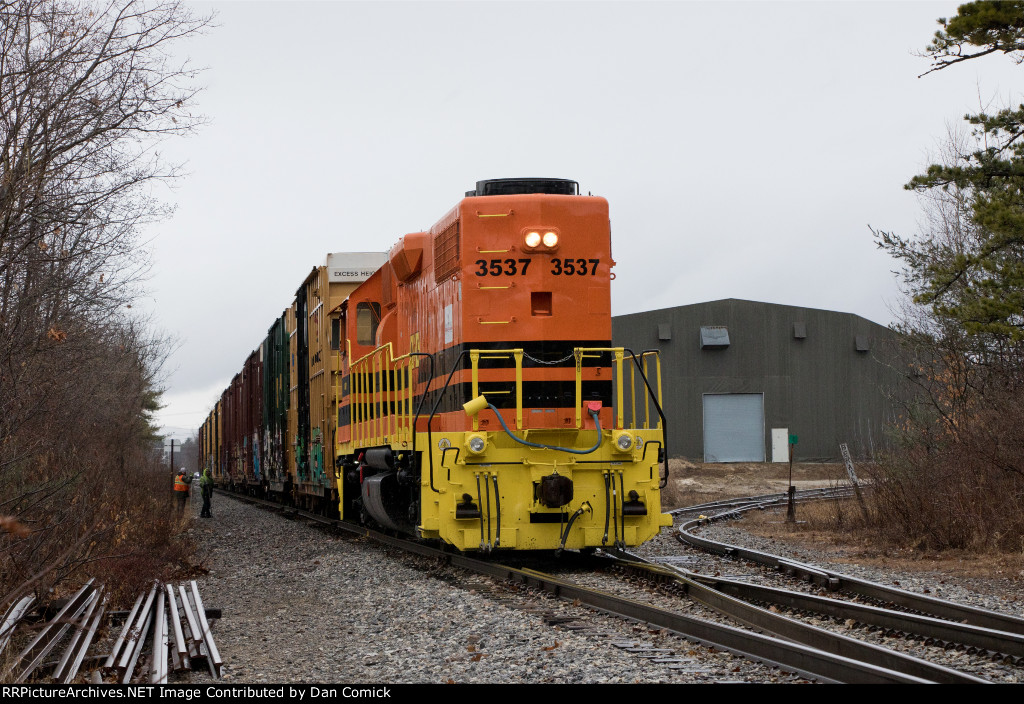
[523,228,560,250]
[466,433,487,455]
[613,431,634,452]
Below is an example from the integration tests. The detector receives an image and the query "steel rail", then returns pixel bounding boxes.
[177,584,202,661]
[218,489,942,683]
[165,584,189,670]
[121,608,153,683]
[104,591,145,668]
[608,558,987,683]
[52,585,104,681]
[191,580,222,678]
[5,580,96,682]
[151,588,168,684]
[677,505,1024,635]
[60,593,108,684]
[671,486,856,516]
[613,549,1017,670]
[480,562,940,684]
[118,582,158,673]
[0,595,35,657]
[673,568,1024,659]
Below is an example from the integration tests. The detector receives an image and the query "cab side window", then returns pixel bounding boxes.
[356,302,381,346]
[331,316,341,351]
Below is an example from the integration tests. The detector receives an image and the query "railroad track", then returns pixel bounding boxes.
[670,486,856,517]
[214,488,1015,683]
[605,552,1017,683]
[638,489,1024,681]
[675,493,1024,635]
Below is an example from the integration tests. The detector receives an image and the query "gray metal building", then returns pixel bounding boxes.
[612,299,904,462]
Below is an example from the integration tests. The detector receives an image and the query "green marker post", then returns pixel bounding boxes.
[786,434,798,522]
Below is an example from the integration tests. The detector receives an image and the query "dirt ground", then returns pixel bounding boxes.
[664,460,1024,583]
[661,459,846,508]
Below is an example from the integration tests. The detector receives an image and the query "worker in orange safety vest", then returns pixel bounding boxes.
[173,469,190,515]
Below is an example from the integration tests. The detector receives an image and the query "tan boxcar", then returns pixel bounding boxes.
[285,254,386,511]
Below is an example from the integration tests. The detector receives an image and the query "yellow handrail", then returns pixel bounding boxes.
[641,351,663,429]
[574,347,662,431]
[469,349,524,431]
[343,344,663,451]
[347,342,427,448]
[629,358,637,430]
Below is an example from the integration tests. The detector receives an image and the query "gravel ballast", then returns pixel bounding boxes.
[181,495,800,684]
[179,492,1024,684]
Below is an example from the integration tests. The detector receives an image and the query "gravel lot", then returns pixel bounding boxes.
[177,488,1024,684]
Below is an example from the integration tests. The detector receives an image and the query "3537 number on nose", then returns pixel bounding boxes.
[474,258,600,276]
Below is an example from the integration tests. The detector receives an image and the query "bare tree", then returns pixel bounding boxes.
[176,433,198,473]
[0,0,211,605]
[867,128,1024,551]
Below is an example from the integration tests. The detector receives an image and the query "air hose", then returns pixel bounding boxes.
[486,403,602,454]
[556,501,593,555]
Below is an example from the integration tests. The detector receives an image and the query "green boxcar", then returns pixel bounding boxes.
[262,312,290,492]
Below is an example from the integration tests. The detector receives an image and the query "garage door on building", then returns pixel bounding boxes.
[703,393,765,462]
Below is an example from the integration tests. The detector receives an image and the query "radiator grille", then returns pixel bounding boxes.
[434,221,460,283]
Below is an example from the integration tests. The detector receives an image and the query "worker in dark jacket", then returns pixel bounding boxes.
[173,469,190,516]
[200,468,213,518]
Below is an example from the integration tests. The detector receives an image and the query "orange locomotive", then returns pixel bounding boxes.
[200,178,671,551]
[334,178,672,551]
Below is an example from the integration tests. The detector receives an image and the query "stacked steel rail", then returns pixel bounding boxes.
[104,580,222,683]
[1,581,107,683]
[0,580,220,683]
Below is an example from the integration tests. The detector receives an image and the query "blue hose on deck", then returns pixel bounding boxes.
[486,404,602,454]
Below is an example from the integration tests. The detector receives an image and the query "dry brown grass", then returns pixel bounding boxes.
[0,457,200,612]
[85,477,201,607]
[737,495,1024,581]
[667,460,1024,584]
[659,459,846,510]
[865,446,1024,554]
[0,458,200,684]
[664,458,1024,555]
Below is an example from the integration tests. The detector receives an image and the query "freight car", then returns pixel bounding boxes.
[199,178,673,551]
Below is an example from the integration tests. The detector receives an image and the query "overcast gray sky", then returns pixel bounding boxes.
[148,1,1023,439]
